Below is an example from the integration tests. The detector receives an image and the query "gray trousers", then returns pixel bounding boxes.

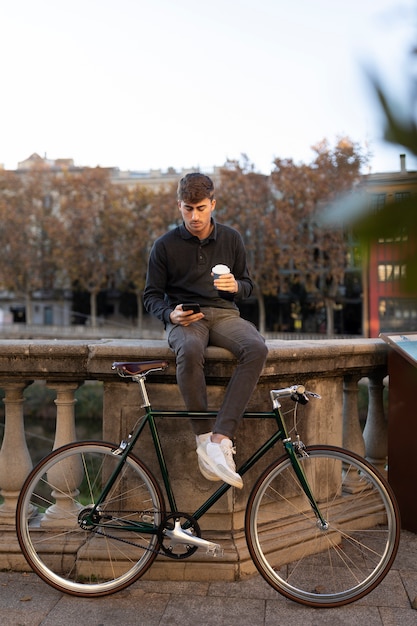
[167,307,268,439]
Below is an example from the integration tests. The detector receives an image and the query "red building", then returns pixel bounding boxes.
[362,155,417,338]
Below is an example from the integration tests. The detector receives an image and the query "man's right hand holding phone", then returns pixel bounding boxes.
[169,303,204,326]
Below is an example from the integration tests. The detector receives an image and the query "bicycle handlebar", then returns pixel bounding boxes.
[270,386,321,407]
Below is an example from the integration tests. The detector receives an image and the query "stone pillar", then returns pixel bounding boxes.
[342,374,365,456]
[102,378,235,531]
[41,382,83,526]
[0,381,33,523]
[363,373,388,475]
[342,374,366,493]
[47,382,80,451]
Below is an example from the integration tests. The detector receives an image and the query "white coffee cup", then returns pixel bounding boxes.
[212,264,230,279]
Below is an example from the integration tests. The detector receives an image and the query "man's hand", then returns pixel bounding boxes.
[169,304,204,327]
[213,272,238,293]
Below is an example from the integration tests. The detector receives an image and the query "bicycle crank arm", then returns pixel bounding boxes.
[163,520,224,557]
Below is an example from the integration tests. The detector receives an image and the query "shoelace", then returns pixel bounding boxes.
[221,442,236,466]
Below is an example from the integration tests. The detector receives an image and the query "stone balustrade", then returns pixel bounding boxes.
[0,338,388,580]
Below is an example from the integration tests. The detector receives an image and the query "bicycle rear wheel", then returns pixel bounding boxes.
[16,441,165,597]
[245,445,400,608]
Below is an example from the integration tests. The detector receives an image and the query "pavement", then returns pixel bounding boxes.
[0,530,416,626]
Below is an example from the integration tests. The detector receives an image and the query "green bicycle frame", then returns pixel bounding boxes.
[87,395,328,532]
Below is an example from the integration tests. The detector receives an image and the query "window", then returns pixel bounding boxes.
[379,298,417,332]
[394,191,410,202]
[378,230,408,244]
[378,263,407,282]
[376,192,409,243]
[370,193,386,209]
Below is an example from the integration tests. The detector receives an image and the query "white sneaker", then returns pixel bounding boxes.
[196,433,221,481]
[197,437,243,489]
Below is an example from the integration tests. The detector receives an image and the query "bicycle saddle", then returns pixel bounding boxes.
[112,361,169,376]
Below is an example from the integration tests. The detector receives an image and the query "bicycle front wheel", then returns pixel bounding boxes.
[245,445,400,608]
[16,441,165,597]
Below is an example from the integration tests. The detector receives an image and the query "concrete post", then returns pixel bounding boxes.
[363,374,388,474]
[0,382,33,523]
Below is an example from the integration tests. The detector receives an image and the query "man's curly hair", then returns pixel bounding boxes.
[177,172,215,203]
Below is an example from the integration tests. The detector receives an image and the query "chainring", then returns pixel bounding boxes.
[157,512,201,559]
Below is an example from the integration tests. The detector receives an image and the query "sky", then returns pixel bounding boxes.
[1,0,416,175]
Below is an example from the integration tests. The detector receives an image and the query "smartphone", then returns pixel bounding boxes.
[182,303,201,313]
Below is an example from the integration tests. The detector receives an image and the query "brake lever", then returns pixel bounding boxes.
[291,391,309,405]
[291,390,321,405]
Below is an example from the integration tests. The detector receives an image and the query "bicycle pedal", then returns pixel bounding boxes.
[206,543,224,558]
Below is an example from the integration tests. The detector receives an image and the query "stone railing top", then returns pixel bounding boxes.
[0,338,388,383]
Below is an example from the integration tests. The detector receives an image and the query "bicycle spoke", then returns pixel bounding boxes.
[16,442,165,597]
[245,445,400,607]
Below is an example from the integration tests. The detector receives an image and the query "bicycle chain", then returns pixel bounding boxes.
[88,510,168,557]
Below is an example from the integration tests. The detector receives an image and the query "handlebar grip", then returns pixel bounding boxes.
[291,391,309,405]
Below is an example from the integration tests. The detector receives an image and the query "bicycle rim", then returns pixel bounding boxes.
[245,445,400,607]
[16,441,165,597]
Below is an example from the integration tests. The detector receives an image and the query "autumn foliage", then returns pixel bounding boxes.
[216,140,365,333]
[0,138,365,332]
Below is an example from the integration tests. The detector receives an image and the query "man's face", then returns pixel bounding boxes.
[178,197,216,239]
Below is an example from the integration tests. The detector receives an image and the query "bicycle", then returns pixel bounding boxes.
[16,360,400,608]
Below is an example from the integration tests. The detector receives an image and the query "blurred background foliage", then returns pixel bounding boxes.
[362,60,417,293]
[324,25,417,294]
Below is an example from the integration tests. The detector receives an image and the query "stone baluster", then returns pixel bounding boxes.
[342,375,366,493]
[363,373,388,475]
[41,382,83,526]
[342,374,366,456]
[0,381,33,524]
[48,382,80,452]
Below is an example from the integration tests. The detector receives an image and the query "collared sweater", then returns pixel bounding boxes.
[143,221,253,325]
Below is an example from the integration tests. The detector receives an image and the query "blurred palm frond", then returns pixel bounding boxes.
[322,63,417,292]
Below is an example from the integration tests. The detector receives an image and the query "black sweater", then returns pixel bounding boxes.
[143,221,253,324]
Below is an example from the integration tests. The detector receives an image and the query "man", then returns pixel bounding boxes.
[143,172,268,489]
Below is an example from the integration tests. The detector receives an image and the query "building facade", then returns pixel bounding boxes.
[361,154,417,337]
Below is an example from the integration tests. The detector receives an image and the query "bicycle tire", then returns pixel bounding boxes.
[16,441,165,597]
[245,445,400,608]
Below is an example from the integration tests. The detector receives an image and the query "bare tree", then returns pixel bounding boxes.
[271,138,365,334]
[214,142,364,335]
[116,182,177,329]
[0,167,65,324]
[57,168,125,327]
[216,156,290,334]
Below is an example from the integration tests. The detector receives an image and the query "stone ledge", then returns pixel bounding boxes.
[0,338,389,382]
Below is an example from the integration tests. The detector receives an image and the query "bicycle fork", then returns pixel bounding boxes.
[284,439,329,530]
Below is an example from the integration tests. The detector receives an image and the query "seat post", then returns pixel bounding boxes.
[134,375,151,408]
